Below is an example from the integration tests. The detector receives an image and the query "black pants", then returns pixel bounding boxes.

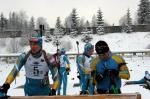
[97,89,121,94]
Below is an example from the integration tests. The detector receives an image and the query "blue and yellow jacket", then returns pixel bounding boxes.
[91,52,130,91]
[5,51,59,90]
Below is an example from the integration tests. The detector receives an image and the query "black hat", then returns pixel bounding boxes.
[95,40,109,54]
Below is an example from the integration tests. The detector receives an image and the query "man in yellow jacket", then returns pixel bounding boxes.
[91,40,130,94]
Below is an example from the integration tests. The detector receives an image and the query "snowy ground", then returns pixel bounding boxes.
[0,32,150,98]
[0,56,149,98]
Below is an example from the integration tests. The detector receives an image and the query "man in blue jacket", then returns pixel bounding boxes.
[91,40,130,94]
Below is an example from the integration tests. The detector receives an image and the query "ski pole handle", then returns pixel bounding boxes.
[76,41,79,54]
[76,41,79,45]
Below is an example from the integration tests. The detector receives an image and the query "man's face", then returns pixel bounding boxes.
[87,48,94,56]
[30,42,41,53]
[98,52,109,60]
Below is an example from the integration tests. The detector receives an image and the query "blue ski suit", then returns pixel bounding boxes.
[3,50,60,96]
[57,54,70,95]
[125,71,150,89]
[76,54,94,95]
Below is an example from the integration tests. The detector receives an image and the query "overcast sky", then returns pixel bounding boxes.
[0,0,140,27]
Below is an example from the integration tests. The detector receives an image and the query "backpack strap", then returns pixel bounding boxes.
[23,50,31,65]
[42,50,50,66]
[23,50,50,66]
[82,55,85,65]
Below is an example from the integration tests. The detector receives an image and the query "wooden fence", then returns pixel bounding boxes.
[10,93,141,99]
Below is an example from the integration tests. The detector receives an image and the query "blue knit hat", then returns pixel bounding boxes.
[145,71,150,80]
[60,48,66,54]
[29,37,43,48]
[84,43,94,53]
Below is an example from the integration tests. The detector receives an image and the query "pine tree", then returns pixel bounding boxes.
[29,16,35,30]
[96,8,104,35]
[0,13,7,32]
[85,20,91,34]
[70,8,79,37]
[79,17,85,34]
[54,17,64,38]
[91,14,97,27]
[81,20,93,43]
[137,0,150,24]
[29,16,35,37]
[125,8,133,33]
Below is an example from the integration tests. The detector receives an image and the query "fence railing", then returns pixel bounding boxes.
[0,50,150,63]
[9,93,141,99]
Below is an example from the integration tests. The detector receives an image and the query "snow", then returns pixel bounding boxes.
[0,32,150,98]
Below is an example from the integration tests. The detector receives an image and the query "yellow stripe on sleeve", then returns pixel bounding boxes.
[6,75,15,84]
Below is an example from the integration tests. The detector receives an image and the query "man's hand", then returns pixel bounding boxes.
[124,81,133,85]
[0,83,10,94]
[95,74,103,82]
[66,67,70,75]
[66,67,70,72]
[106,69,119,76]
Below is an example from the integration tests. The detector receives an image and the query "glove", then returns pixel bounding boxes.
[66,67,70,72]
[95,74,103,82]
[77,71,80,79]
[106,69,119,76]
[0,83,10,94]
[66,67,70,75]
[51,89,56,95]
[125,81,133,85]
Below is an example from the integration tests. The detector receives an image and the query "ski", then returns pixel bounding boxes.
[14,85,24,89]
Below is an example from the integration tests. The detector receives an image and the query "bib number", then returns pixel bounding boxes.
[33,66,39,76]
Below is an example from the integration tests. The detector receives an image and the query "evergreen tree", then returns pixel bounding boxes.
[64,16,71,29]
[91,14,97,27]
[79,17,85,33]
[10,12,19,30]
[85,20,90,28]
[127,9,132,26]
[54,17,64,37]
[96,8,104,35]
[85,20,91,34]
[64,16,72,35]
[29,16,35,31]
[29,16,35,36]
[137,0,150,24]
[0,13,7,31]
[70,8,79,37]
[126,8,132,33]
[121,9,133,33]
[81,20,93,43]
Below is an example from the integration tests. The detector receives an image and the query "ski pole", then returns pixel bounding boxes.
[56,40,59,52]
[76,41,80,80]
[76,41,79,55]
[56,39,60,69]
